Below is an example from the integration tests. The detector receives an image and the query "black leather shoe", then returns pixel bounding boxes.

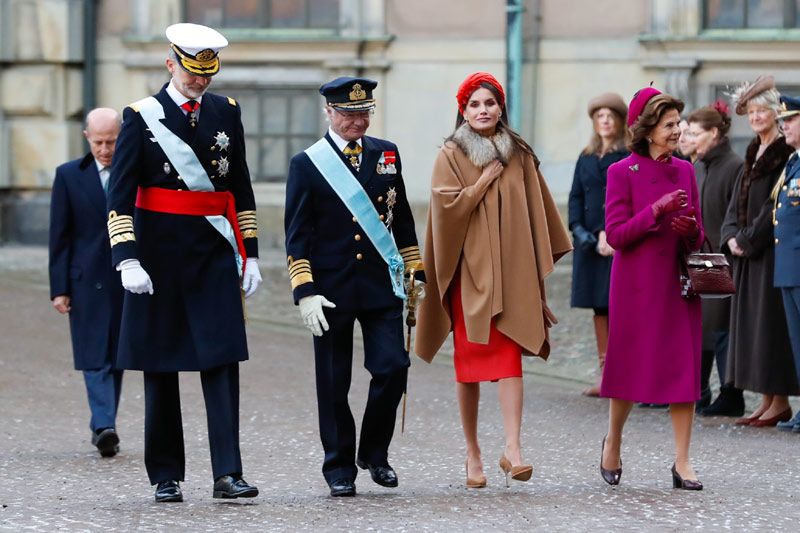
[695,389,712,412]
[356,459,398,488]
[91,428,119,457]
[329,478,356,497]
[213,474,259,499]
[155,480,183,502]
[698,389,745,417]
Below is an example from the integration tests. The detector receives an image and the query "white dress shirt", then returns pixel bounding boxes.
[328,127,362,165]
[95,159,109,192]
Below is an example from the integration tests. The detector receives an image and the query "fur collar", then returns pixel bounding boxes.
[743,135,793,180]
[450,123,516,167]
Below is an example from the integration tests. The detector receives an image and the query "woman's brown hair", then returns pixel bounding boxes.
[582,109,628,156]
[686,103,732,139]
[453,82,536,160]
[627,94,685,156]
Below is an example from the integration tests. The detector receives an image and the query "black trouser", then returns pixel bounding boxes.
[700,331,731,396]
[143,363,241,484]
[312,305,409,485]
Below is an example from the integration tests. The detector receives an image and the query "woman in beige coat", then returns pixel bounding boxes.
[414,72,571,488]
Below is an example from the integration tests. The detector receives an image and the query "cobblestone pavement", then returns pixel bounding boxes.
[1,245,799,531]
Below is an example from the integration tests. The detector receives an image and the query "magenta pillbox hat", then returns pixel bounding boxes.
[627,87,662,127]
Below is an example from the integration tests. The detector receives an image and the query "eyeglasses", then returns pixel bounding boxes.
[332,108,374,119]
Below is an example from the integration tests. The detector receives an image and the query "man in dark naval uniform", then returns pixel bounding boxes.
[49,108,125,457]
[106,23,262,502]
[774,95,800,433]
[284,76,425,497]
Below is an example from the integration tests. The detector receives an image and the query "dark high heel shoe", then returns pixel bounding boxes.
[499,455,532,488]
[671,464,703,491]
[600,436,622,486]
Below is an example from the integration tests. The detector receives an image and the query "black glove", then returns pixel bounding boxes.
[572,225,598,252]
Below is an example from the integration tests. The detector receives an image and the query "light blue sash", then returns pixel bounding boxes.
[305,138,405,300]
[133,96,242,274]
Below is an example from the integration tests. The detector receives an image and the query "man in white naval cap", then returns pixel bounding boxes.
[106,22,262,503]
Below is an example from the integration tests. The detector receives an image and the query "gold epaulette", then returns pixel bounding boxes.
[237,210,258,239]
[107,210,136,246]
[399,245,423,274]
[227,97,237,106]
[287,256,313,290]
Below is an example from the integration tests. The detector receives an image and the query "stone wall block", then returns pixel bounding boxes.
[1,65,61,116]
[9,119,82,187]
[8,0,83,62]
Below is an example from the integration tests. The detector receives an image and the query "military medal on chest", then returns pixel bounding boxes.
[376,150,397,175]
[385,187,397,228]
[213,131,230,152]
[163,162,171,174]
[217,156,230,178]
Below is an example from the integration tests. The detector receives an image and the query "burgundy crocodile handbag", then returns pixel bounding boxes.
[679,237,736,299]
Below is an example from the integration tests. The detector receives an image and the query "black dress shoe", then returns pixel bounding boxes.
[671,464,703,491]
[698,389,745,417]
[213,474,259,499]
[356,459,398,488]
[329,478,356,497]
[91,428,120,457]
[695,389,712,412]
[155,480,183,503]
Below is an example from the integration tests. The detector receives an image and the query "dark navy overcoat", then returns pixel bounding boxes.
[49,153,124,370]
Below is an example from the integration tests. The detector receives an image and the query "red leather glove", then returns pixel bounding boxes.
[671,207,699,238]
[651,189,688,219]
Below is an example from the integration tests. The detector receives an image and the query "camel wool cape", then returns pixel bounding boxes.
[414,125,572,363]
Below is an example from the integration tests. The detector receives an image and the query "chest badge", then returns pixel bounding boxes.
[385,187,397,228]
[376,151,397,175]
[214,131,230,152]
[163,162,171,174]
[218,156,230,178]
[629,164,639,172]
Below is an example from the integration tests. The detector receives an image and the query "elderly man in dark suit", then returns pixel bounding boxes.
[106,23,262,503]
[49,107,125,457]
[285,77,425,497]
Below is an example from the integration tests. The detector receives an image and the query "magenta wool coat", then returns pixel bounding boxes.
[600,153,704,403]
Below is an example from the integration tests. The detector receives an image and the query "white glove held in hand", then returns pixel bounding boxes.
[117,259,154,295]
[299,295,336,337]
[241,258,262,298]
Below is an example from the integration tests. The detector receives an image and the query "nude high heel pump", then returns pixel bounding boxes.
[465,459,487,489]
[499,455,533,488]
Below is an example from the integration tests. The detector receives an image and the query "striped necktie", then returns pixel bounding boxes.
[343,141,362,171]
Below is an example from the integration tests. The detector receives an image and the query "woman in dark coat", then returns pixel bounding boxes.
[687,102,745,417]
[568,93,629,396]
[721,76,800,427]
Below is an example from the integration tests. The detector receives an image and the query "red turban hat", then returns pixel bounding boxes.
[456,72,506,113]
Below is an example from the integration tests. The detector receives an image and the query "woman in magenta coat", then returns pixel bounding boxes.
[599,88,705,491]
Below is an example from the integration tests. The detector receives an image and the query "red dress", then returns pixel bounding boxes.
[450,277,522,383]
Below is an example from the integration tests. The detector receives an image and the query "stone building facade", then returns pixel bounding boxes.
[2,0,799,244]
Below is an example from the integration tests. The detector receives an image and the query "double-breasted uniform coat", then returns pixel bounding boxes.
[106,83,259,483]
[568,149,628,309]
[720,136,799,395]
[773,151,800,381]
[284,132,423,485]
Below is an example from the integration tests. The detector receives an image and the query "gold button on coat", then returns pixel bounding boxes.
[356,253,363,260]
[377,196,384,203]
[211,160,218,166]
[379,214,385,221]
[354,234,362,241]
[352,216,357,223]
[775,238,780,244]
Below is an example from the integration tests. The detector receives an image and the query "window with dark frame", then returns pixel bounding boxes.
[222,88,323,183]
[185,0,340,30]
[704,0,800,29]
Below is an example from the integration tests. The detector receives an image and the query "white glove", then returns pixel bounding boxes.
[117,259,154,295]
[241,258,262,298]
[298,295,336,337]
